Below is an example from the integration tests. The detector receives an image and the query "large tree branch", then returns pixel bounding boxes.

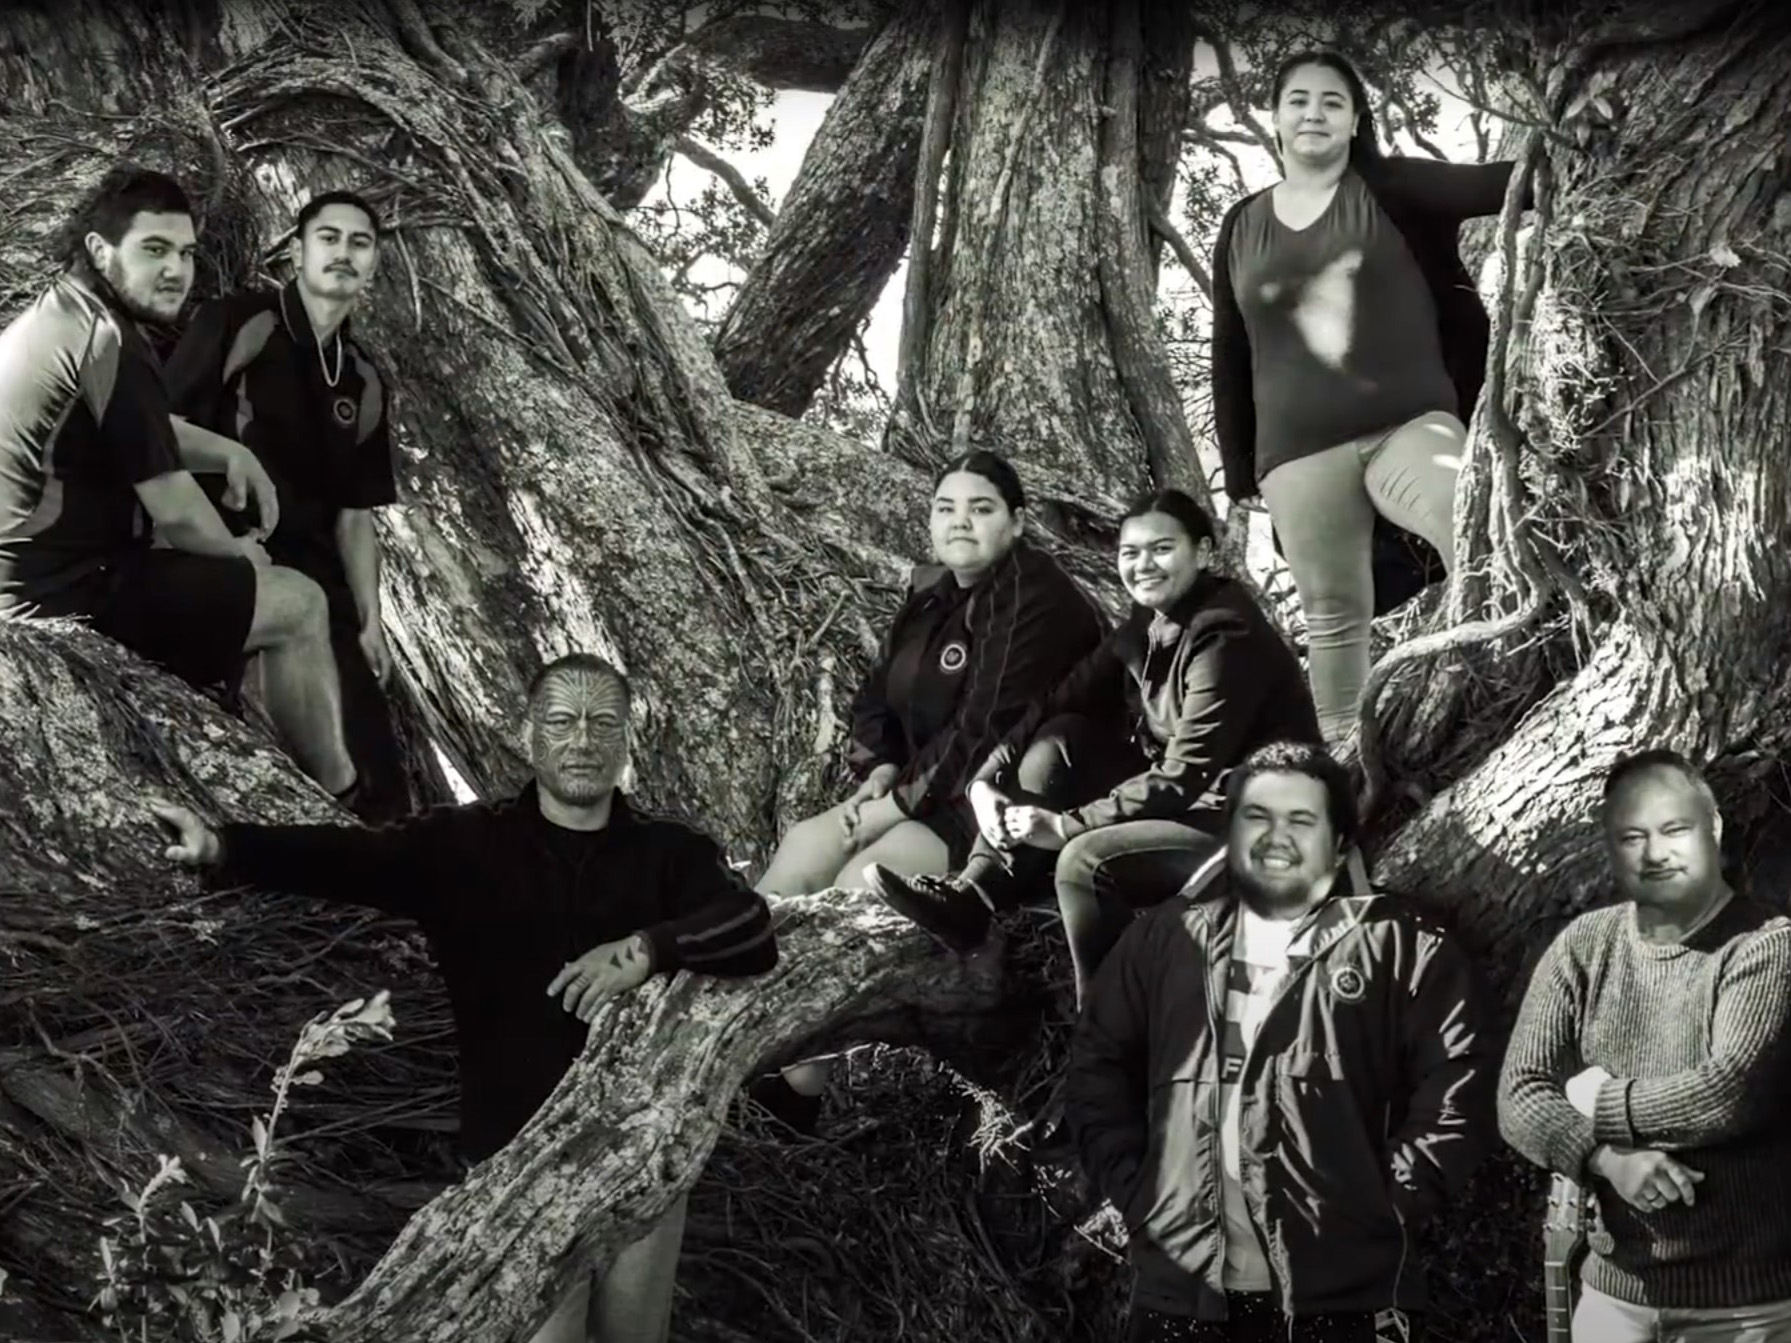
[1147,195,1212,299]
[678,16,876,93]
[674,134,776,228]
[894,0,970,400]
[711,5,936,418]
[309,897,1013,1341]
[1096,0,1204,497]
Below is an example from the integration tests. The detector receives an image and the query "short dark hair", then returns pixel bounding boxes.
[1120,488,1217,547]
[1602,748,1718,820]
[56,165,193,269]
[526,653,630,711]
[1224,740,1358,847]
[1270,49,1383,165]
[295,190,382,242]
[934,449,1026,514]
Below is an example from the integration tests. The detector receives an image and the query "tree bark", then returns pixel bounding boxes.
[903,0,1201,515]
[712,4,935,418]
[1363,3,1791,979]
[5,1,1790,1340]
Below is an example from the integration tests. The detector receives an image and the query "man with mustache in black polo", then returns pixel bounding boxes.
[166,191,408,820]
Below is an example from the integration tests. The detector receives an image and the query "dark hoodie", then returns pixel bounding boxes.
[974,573,1320,836]
[848,538,1108,820]
[213,785,776,1160]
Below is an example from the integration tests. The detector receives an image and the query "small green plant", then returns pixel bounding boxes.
[92,992,397,1342]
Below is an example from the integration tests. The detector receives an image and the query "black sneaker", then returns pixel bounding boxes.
[866,866,992,953]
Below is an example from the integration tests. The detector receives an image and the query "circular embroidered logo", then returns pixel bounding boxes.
[332,396,356,426]
[1330,966,1367,1003]
[938,641,968,674]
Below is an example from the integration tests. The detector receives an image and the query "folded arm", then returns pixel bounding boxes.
[1591,924,1791,1149]
[639,829,778,977]
[1497,934,1601,1178]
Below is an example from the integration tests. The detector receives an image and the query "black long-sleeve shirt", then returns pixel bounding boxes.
[214,785,776,1160]
[974,575,1320,834]
[1212,155,1521,502]
[848,540,1108,818]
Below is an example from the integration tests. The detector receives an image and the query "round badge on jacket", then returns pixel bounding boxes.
[938,641,968,674]
[1330,965,1367,1003]
[332,396,357,427]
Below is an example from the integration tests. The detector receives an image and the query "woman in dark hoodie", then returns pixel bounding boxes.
[1211,49,1527,748]
[751,448,1108,1126]
[868,489,1321,1005]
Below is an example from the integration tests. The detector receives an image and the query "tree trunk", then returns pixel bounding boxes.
[5,1,1791,1339]
[898,0,1203,514]
[1361,3,1791,984]
[712,4,935,417]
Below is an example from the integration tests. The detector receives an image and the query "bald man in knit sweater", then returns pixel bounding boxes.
[1498,749,1791,1343]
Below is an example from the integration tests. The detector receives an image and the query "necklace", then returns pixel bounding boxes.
[317,329,343,388]
[281,287,344,387]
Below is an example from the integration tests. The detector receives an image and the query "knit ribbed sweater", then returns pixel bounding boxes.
[1497,895,1791,1308]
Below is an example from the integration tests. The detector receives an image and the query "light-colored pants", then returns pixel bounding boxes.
[1574,1284,1791,1343]
[525,1195,690,1343]
[1258,410,1466,746]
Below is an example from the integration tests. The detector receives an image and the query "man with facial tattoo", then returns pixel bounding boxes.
[1065,740,1490,1343]
[149,653,777,1343]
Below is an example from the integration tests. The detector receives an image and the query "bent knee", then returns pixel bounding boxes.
[251,566,329,640]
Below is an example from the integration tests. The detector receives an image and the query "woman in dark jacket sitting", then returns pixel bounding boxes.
[868,489,1321,1005]
[1211,48,1527,748]
[751,449,1108,1126]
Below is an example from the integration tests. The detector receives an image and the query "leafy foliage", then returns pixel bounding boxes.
[91,995,398,1343]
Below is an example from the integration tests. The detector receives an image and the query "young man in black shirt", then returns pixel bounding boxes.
[0,165,360,803]
[166,191,408,820]
[152,653,777,1343]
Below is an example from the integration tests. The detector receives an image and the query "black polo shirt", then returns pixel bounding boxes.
[165,281,397,589]
[0,275,183,606]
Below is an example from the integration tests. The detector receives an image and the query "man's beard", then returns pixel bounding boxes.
[102,257,179,324]
[543,757,619,803]
[1228,848,1325,915]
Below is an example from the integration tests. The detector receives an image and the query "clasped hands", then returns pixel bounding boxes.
[546,933,652,1041]
[969,779,1069,852]
[1566,1063,1705,1213]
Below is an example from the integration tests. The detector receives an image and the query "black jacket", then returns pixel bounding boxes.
[1065,874,1491,1319]
[215,786,776,1161]
[1211,155,1522,613]
[848,539,1108,818]
[975,574,1320,834]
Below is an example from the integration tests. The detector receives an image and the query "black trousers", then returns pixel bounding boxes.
[1130,1295,1424,1343]
[960,713,1223,987]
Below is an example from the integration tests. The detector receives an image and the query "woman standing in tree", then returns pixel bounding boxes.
[1211,49,1527,749]
[750,449,1108,1130]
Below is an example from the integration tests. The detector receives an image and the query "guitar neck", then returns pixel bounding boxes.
[1543,1255,1575,1343]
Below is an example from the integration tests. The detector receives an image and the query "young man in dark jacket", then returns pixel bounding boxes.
[150,653,776,1343]
[1066,740,1491,1343]
[1499,750,1791,1342]
[165,191,408,820]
